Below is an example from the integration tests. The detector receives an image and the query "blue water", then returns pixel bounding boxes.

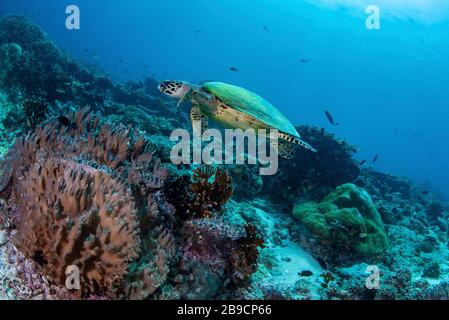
[1,0,448,198]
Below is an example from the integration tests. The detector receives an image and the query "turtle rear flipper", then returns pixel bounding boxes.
[190,104,209,136]
[297,139,317,153]
[279,132,317,156]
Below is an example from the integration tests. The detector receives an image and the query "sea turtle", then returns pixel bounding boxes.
[157,81,316,158]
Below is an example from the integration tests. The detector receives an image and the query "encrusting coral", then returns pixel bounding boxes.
[293,183,389,257]
[3,108,175,299]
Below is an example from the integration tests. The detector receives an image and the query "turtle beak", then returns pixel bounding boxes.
[157,82,167,94]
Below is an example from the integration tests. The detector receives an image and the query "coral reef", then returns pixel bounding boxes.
[0,90,21,157]
[262,126,360,210]
[22,97,49,129]
[166,165,233,219]
[1,15,449,301]
[228,164,263,200]
[0,228,95,300]
[190,166,233,218]
[170,219,264,299]
[228,223,266,285]
[3,108,175,299]
[0,16,187,156]
[293,183,389,258]
[0,15,87,102]
[160,166,265,299]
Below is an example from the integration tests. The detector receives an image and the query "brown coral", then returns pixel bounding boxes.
[165,165,233,220]
[229,224,265,284]
[14,158,140,296]
[190,165,233,218]
[5,108,174,299]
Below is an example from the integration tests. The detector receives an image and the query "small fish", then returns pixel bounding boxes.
[263,25,269,32]
[360,160,367,166]
[229,67,239,72]
[373,154,379,163]
[324,110,335,125]
[58,116,78,130]
[300,58,311,64]
[422,190,429,195]
[194,29,202,34]
[299,270,314,277]
[58,116,71,127]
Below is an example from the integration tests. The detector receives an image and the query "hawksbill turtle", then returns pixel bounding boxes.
[158,81,316,159]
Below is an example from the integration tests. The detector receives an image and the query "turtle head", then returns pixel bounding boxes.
[158,81,193,104]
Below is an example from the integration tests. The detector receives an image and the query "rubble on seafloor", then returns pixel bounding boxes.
[1,15,449,300]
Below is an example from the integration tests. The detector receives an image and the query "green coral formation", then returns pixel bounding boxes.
[293,183,389,256]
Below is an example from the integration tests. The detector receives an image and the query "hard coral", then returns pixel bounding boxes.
[22,97,49,129]
[356,169,411,200]
[4,108,174,299]
[0,16,87,102]
[427,202,444,222]
[15,158,140,295]
[167,165,233,220]
[263,126,360,210]
[293,183,389,257]
[229,224,265,284]
[191,165,233,218]
[173,219,264,299]
[228,164,263,200]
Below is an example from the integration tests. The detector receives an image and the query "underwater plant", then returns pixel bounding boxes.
[293,183,389,257]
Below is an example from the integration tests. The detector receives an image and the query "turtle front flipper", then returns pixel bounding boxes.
[190,104,209,136]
